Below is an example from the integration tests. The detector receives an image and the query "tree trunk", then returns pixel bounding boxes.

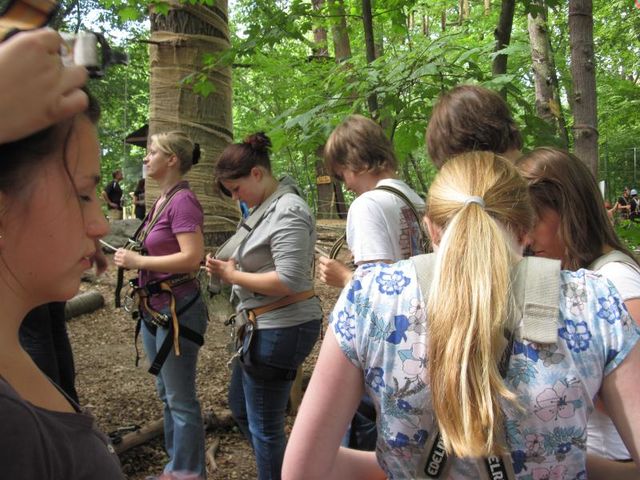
[423,15,429,36]
[484,0,491,15]
[527,1,569,146]
[569,0,598,175]
[441,10,446,32]
[149,1,237,248]
[362,0,379,118]
[492,0,516,96]
[312,0,329,58]
[328,0,352,61]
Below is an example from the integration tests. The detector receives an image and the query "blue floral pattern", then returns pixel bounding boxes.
[329,259,639,479]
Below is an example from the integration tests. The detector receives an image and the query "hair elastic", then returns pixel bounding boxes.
[463,196,485,208]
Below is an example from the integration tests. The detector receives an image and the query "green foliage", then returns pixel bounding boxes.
[616,221,640,252]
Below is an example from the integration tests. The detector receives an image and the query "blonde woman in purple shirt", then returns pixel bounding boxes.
[114,131,207,479]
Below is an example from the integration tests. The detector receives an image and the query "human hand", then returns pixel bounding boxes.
[0,28,89,144]
[113,248,142,270]
[205,254,237,284]
[318,256,352,288]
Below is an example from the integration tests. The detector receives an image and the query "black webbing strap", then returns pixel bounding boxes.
[136,292,204,376]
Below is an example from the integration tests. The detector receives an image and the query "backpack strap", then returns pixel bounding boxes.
[588,250,640,276]
[411,254,560,344]
[374,184,429,254]
[411,254,560,479]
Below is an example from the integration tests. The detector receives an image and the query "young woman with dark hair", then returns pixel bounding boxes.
[426,84,523,168]
[206,132,322,480]
[517,147,640,463]
[0,92,123,478]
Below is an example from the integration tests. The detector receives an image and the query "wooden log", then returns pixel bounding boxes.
[65,290,105,320]
[113,409,235,455]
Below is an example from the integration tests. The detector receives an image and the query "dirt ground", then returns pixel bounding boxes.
[68,231,344,479]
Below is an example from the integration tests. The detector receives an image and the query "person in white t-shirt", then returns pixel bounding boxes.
[318,114,425,289]
[318,114,426,452]
[518,147,640,463]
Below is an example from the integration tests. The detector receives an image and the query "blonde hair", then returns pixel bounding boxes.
[150,131,199,175]
[426,151,533,457]
[324,114,397,178]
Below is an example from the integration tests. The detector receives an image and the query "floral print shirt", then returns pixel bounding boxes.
[330,259,639,480]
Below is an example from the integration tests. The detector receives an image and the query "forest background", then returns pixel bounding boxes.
[25,0,640,233]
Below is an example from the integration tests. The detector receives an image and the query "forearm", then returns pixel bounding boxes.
[138,251,202,274]
[230,270,293,297]
[587,454,638,480]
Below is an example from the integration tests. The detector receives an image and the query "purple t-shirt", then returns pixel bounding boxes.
[139,182,203,309]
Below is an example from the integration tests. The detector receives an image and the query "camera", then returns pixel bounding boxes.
[60,31,128,79]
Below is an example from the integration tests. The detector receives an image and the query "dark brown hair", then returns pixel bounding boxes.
[323,114,397,179]
[516,147,637,269]
[0,88,101,196]
[215,132,272,186]
[426,85,522,168]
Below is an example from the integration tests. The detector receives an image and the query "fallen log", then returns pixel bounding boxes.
[112,409,235,455]
[65,290,105,320]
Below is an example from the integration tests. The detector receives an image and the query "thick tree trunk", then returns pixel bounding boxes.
[328,0,352,61]
[569,0,598,175]
[527,1,569,146]
[362,0,379,118]
[312,0,329,58]
[149,1,237,248]
[492,0,516,96]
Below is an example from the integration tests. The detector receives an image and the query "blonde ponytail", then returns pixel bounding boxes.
[426,152,533,458]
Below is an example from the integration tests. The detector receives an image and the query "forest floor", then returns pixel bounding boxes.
[68,222,344,480]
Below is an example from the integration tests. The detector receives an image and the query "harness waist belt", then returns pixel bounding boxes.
[248,290,315,320]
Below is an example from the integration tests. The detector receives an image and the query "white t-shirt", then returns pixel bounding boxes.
[587,257,640,460]
[346,178,425,264]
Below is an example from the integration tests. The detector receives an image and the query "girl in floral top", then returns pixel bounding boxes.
[283,152,640,480]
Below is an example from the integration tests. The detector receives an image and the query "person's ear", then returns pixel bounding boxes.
[167,154,179,168]
[250,166,264,181]
[424,216,441,248]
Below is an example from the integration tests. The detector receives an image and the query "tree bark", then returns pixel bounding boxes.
[362,0,379,117]
[492,0,516,96]
[149,1,237,247]
[328,0,352,61]
[527,1,569,146]
[312,0,329,58]
[569,0,598,175]
[484,0,491,15]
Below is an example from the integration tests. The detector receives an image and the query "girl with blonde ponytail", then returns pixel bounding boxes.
[425,152,533,457]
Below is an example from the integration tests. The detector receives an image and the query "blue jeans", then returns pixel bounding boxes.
[141,292,208,478]
[229,319,321,480]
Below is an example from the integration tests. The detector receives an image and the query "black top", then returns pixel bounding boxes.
[105,180,123,210]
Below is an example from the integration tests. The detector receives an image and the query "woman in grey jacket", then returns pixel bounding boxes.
[206,132,322,480]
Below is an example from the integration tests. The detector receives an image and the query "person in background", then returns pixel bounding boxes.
[614,186,631,220]
[0,28,89,144]
[205,132,322,480]
[102,169,124,221]
[629,189,640,222]
[134,177,146,220]
[283,151,640,480]
[114,132,207,479]
[425,84,523,168]
[317,114,426,452]
[517,147,640,464]
[0,90,123,478]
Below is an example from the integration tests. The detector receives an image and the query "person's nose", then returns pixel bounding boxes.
[88,207,110,240]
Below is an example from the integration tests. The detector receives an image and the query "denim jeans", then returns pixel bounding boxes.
[228,319,321,480]
[141,292,208,479]
[340,394,377,451]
